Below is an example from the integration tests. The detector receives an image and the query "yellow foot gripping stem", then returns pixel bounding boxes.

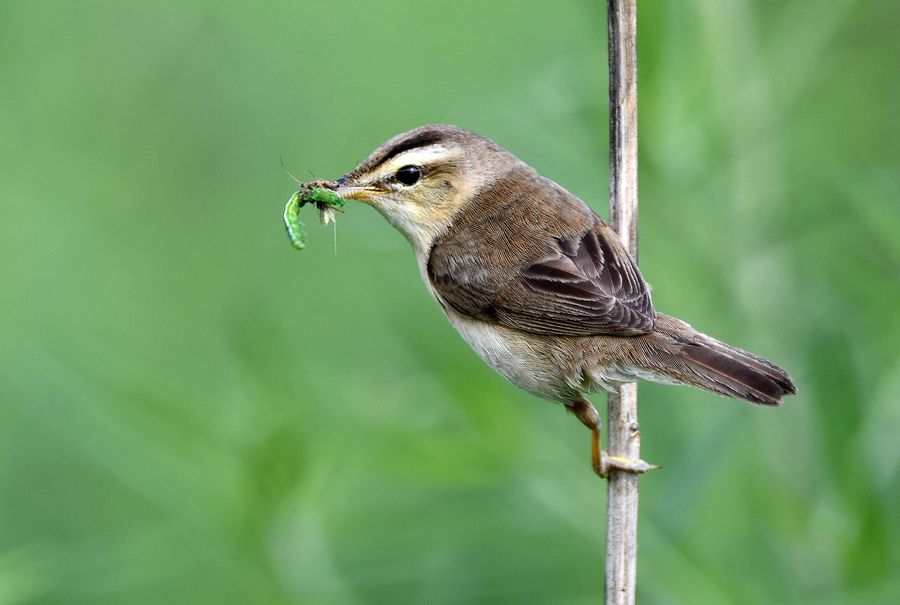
[591,429,660,478]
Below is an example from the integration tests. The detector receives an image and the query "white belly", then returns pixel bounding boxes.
[442,307,577,403]
[420,258,598,404]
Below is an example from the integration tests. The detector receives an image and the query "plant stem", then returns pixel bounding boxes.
[605,1,641,604]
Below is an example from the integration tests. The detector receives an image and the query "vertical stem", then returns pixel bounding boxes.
[605,1,640,604]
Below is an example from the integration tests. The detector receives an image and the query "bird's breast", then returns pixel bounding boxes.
[439,304,580,404]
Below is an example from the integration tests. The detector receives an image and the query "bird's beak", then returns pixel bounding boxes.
[336,183,380,205]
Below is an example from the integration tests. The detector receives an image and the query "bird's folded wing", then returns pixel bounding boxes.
[427,177,656,337]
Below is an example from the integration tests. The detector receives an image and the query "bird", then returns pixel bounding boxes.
[324,124,796,475]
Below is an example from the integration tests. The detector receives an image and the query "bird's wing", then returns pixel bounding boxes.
[427,172,656,337]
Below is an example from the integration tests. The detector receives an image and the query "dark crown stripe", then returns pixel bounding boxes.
[377,131,445,167]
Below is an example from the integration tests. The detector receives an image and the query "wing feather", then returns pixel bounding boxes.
[427,169,656,337]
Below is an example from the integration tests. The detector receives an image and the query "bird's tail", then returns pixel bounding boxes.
[629,313,796,405]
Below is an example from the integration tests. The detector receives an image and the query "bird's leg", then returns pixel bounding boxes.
[568,397,658,478]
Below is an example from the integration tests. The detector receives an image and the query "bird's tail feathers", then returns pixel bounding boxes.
[632,314,796,405]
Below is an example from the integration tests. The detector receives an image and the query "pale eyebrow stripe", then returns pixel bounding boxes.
[377,131,445,167]
[380,145,457,176]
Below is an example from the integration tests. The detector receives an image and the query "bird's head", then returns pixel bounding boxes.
[334,124,521,255]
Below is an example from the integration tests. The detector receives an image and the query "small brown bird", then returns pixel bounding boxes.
[328,124,796,474]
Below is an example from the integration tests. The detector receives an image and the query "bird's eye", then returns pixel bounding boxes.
[394,165,422,186]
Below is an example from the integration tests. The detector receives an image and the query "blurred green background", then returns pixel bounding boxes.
[1,1,898,603]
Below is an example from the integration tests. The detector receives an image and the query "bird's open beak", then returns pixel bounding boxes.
[336,184,380,204]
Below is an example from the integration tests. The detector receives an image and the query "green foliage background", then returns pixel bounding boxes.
[1,1,898,603]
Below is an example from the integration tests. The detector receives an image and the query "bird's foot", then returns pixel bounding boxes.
[591,428,659,478]
[569,398,659,478]
[594,451,659,478]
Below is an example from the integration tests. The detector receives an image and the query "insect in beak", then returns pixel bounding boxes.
[283,181,345,251]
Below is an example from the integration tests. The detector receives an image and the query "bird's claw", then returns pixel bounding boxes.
[594,451,660,478]
[590,426,659,478]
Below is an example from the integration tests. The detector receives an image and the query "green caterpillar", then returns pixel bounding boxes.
[283,185,345,251]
